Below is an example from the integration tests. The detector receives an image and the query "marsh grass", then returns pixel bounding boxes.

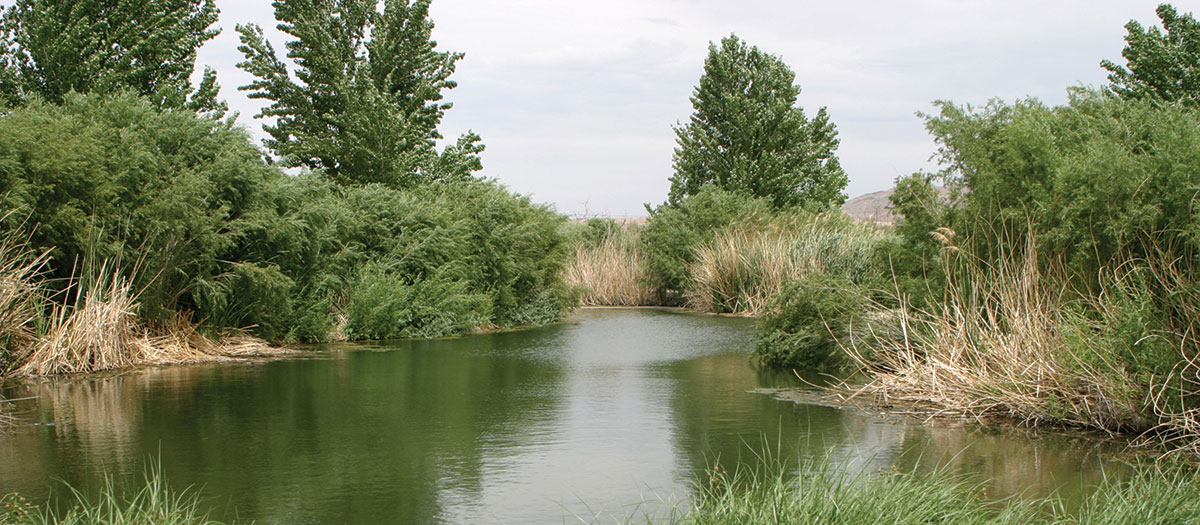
[0,227,51,373]
[0,460,226,525]
[841,231,1149,432]
[687,213,881,315]
[564,224,658,306]
[656,447,1200,524]
[836,228,1200,454]
[672,449,1037,524]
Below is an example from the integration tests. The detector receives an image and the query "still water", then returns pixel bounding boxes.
[0,308,1125,523]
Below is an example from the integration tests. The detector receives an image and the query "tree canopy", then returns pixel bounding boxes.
[0,0,226,116]
[236,0,483,188]
[668,34,846,210]
[1102,3,1200,105]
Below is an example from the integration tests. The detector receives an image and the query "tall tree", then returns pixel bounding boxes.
[668,35,846,209]
[1103,4,1200,106]
[0,0,226,116]
[236,0,483,187]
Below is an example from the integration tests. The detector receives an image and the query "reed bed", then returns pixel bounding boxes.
[0,248,287,378]
[839,232,1187,440]
[564,229,657,306]
[0,230,50,372]
[686,214,880,315]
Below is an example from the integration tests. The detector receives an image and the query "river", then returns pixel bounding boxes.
[0,308,1127,523]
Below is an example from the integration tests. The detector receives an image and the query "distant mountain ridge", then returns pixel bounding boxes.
[841,188,897,224]
[841,186,952,225]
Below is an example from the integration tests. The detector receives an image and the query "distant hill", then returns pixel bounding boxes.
[841,189,897,224]
[841,186,953,225]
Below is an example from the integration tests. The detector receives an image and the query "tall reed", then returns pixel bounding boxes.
[842,231,1167,435]
[687,213,880,315]
[564,225,657,306]
[0,227,50,373]
[17,261,139,376]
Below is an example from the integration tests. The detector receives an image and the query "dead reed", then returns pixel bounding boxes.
[564,232,657,306]
[6,260,286,378]
[840,231,1167,437]
[687,214,880,315]
[0,228,50,372]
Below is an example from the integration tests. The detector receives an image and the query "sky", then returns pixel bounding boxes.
[184,0,1193,217]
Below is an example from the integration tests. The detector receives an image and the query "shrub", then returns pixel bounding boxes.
[754,272,869,370]
[345,263,490,340]
[248,176,572,341]
[0,92,282,324]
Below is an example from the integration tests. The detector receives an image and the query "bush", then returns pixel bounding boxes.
[0,92,282,324]
[244,176,572,341]
[0,93,574,344]
[345,263,490,339]
[754,272,869,370]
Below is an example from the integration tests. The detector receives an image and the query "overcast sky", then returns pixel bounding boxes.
[189,1,1189,216]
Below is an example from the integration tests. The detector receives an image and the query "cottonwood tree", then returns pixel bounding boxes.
[1103,3,1200,105]
[669,35,846,209]
[0,0,226,116]
[236,0,483,188]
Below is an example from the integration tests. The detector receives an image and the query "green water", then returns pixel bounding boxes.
[0,308,1126,523]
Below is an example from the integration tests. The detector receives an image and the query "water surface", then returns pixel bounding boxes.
[0,308,1127,523]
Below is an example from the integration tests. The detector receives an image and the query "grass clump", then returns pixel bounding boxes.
[687,213,881,315]
[753,272,869,370]
[661,445,1200,524]
[0,462,226,525]
[666,449,1036,525]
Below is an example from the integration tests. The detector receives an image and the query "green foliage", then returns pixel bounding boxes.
[754,272,868,370]
[0,0,226,116]
[236,0,482,187]
[238,175,571,341]
[345,263,489,339]
[642,186,774,297]
[871,172,955,307]
[0,92,280,323]
[669,34,847,210]
[1103,4,1200,106]
[922,90,1200,281]
[0,460,225,524]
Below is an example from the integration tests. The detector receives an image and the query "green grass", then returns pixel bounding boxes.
[0,461,226,525]
[645,446,1200,524]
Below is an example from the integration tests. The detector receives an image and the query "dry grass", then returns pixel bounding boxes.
[17,262,140,375]
[687,214,880,315]
[564,234,657,306]
[8,262,287,378]
[0,230,50,372]
[839,232,1169,437]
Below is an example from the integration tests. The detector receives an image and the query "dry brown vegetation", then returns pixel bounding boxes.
[563,228,657,306]
[687,214,881,315]
[839,232,1200,451]
[0,237,287,379]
